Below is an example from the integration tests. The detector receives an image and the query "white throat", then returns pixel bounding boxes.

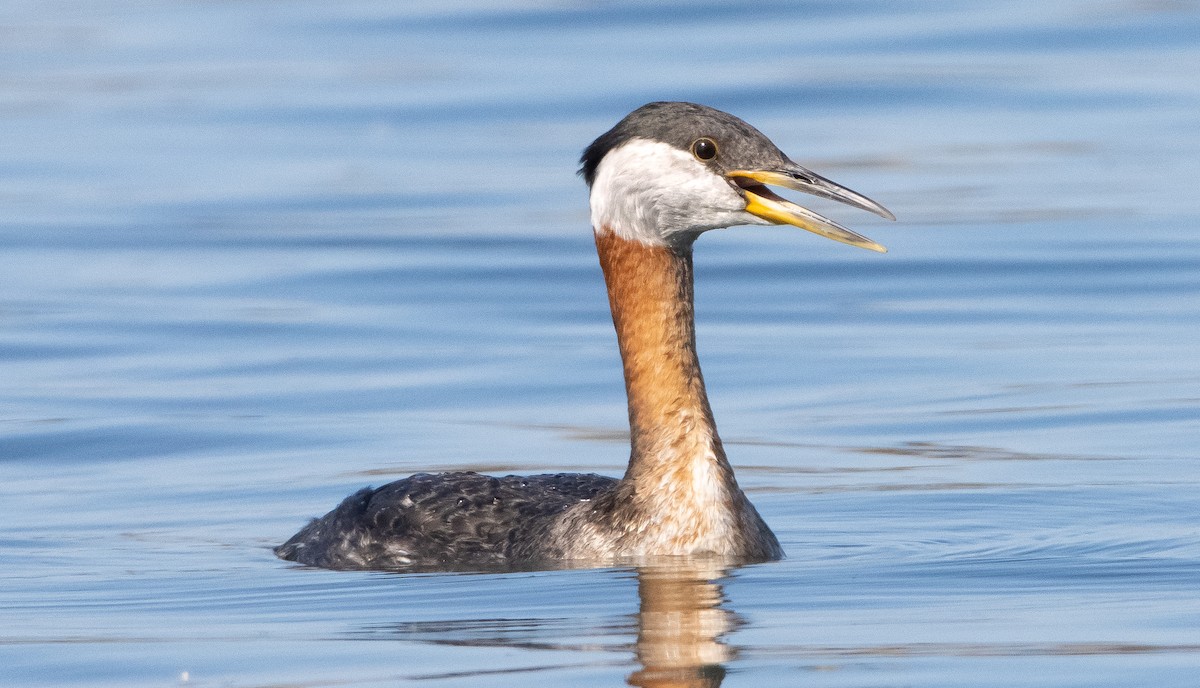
[588,138,767,246]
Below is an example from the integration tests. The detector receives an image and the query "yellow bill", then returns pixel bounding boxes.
[728,167,893,253]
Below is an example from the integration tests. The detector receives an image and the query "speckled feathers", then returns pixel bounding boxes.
[276,472,617,570]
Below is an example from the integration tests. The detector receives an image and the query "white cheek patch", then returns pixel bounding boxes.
[589,138,767,246]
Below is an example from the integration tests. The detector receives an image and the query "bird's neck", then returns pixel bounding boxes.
[594,229,739,504]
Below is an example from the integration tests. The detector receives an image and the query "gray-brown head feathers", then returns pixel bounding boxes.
[580,101,792,187]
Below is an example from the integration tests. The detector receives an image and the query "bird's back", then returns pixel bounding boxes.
[275,471,617,570]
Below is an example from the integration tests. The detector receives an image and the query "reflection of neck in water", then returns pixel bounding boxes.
[629,562,736,688]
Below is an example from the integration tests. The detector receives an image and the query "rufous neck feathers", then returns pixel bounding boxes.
[594,229,732,482]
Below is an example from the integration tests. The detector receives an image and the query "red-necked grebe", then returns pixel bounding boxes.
[276,101,893,570]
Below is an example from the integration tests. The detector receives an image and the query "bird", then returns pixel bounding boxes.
[275,101,894,571]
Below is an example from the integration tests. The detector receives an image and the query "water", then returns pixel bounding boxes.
[2,0,1199,685]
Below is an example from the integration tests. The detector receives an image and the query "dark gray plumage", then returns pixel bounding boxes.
[580,101,790,186]
[275,472,617,570]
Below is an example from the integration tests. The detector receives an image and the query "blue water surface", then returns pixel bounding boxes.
[1,1,1199,686]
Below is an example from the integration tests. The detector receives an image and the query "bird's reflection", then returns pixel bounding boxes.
[373,560,740,685]
[627,561,736,688]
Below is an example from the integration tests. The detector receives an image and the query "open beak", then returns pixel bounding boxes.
[727,164,894,253]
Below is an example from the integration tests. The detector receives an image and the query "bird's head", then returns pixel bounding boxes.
[580,101,893,252]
